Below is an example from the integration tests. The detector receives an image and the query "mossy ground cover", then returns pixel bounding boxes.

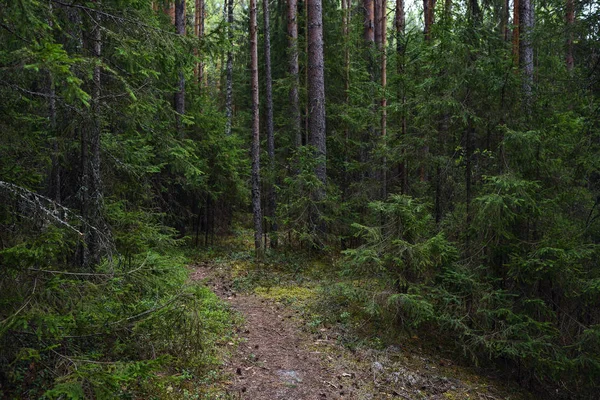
[194,231,534,399]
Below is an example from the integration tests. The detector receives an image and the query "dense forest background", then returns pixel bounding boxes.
[1,0,600,398]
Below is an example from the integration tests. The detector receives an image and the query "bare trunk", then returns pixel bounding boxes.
[342,0,351,195]
[465,120,474,254]
[263,0,277,247]
[381,0,387,199]
[375,0,382,49]
[48,4,60,203]
[512,0,520,66]
[502,0,509,40]
[307,0,327,200]
[49,76,60,203]
[288,0,302,148]
[175,0,186,133]
[421,0,434,181]
[363,0,375,179]
[225,0,234,135]
[396,0,407,193]
[364,0,375,43]
[519,0,533,110]
[168,2,176,24]
[423,0,435,41]
[87,12,103,267]
[250,0,264,256]
[195,0,205,84]
[566,0,574,72]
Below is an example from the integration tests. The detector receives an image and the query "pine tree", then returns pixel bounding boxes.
[250,0,264,255]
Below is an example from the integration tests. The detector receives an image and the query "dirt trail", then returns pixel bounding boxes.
[191,264,355,399]
[190,263,528,400]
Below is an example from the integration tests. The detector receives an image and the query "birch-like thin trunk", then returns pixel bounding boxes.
[225,0,234,135]
[263,0,277,247]
[288,0,302,149]
[250,0,264,256]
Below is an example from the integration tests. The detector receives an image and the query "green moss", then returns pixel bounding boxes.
[254,285,317,304]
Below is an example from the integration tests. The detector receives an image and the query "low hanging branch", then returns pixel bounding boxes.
[0,181,113,257]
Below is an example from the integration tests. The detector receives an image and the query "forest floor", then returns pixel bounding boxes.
[189,244,532,400]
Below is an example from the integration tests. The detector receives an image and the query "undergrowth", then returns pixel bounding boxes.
[1,242,235,399]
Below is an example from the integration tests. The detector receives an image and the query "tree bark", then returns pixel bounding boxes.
[288,0,302,148]
[250,0,264,256]
[195,0,205,84]
[423,0,435,41]
[375,0,382,49]
[263,0,277,247]
[512,0,520,66]
[174,0,186,133]
[87,11,103,267]
[363,0,375,179]
[307,0,327,200]
[48,3,60,203]
[566,0,574,72]
[396,0,407,193]
[519,0,533,110]
[501,0,509,40]
[225,0,234,135]
[342,0,351,195]
[381,0,387,199]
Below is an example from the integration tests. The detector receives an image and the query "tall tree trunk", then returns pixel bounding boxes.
[167,2,176,24]
[225,0,234,135]
[396,0,407,193]
[566,0,574,73]
[48,3,60,203]
[519,0,534,110]
[250,0,264,256]
[421,0,435,182]
[364,0,375,43]
[288,0,302,148]
[342,0,351,196]
[465,119,473,256]
[375,0,382,49]
[307,0,327,202]
[512,0,520,66]
[423,0,435,41]
[88,11,103,267]
[263,0,277,247]
[501,0,509,40]
[363,0,375,180]
[175,0,186,133]
[195,0,205,84]
[381,0,387,199]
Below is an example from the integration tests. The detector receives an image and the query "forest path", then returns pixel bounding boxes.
[190,262,527,400]
[191,263,349,399]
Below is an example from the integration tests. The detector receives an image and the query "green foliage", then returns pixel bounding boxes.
[0,239,234,399]
[343,195,457,290]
